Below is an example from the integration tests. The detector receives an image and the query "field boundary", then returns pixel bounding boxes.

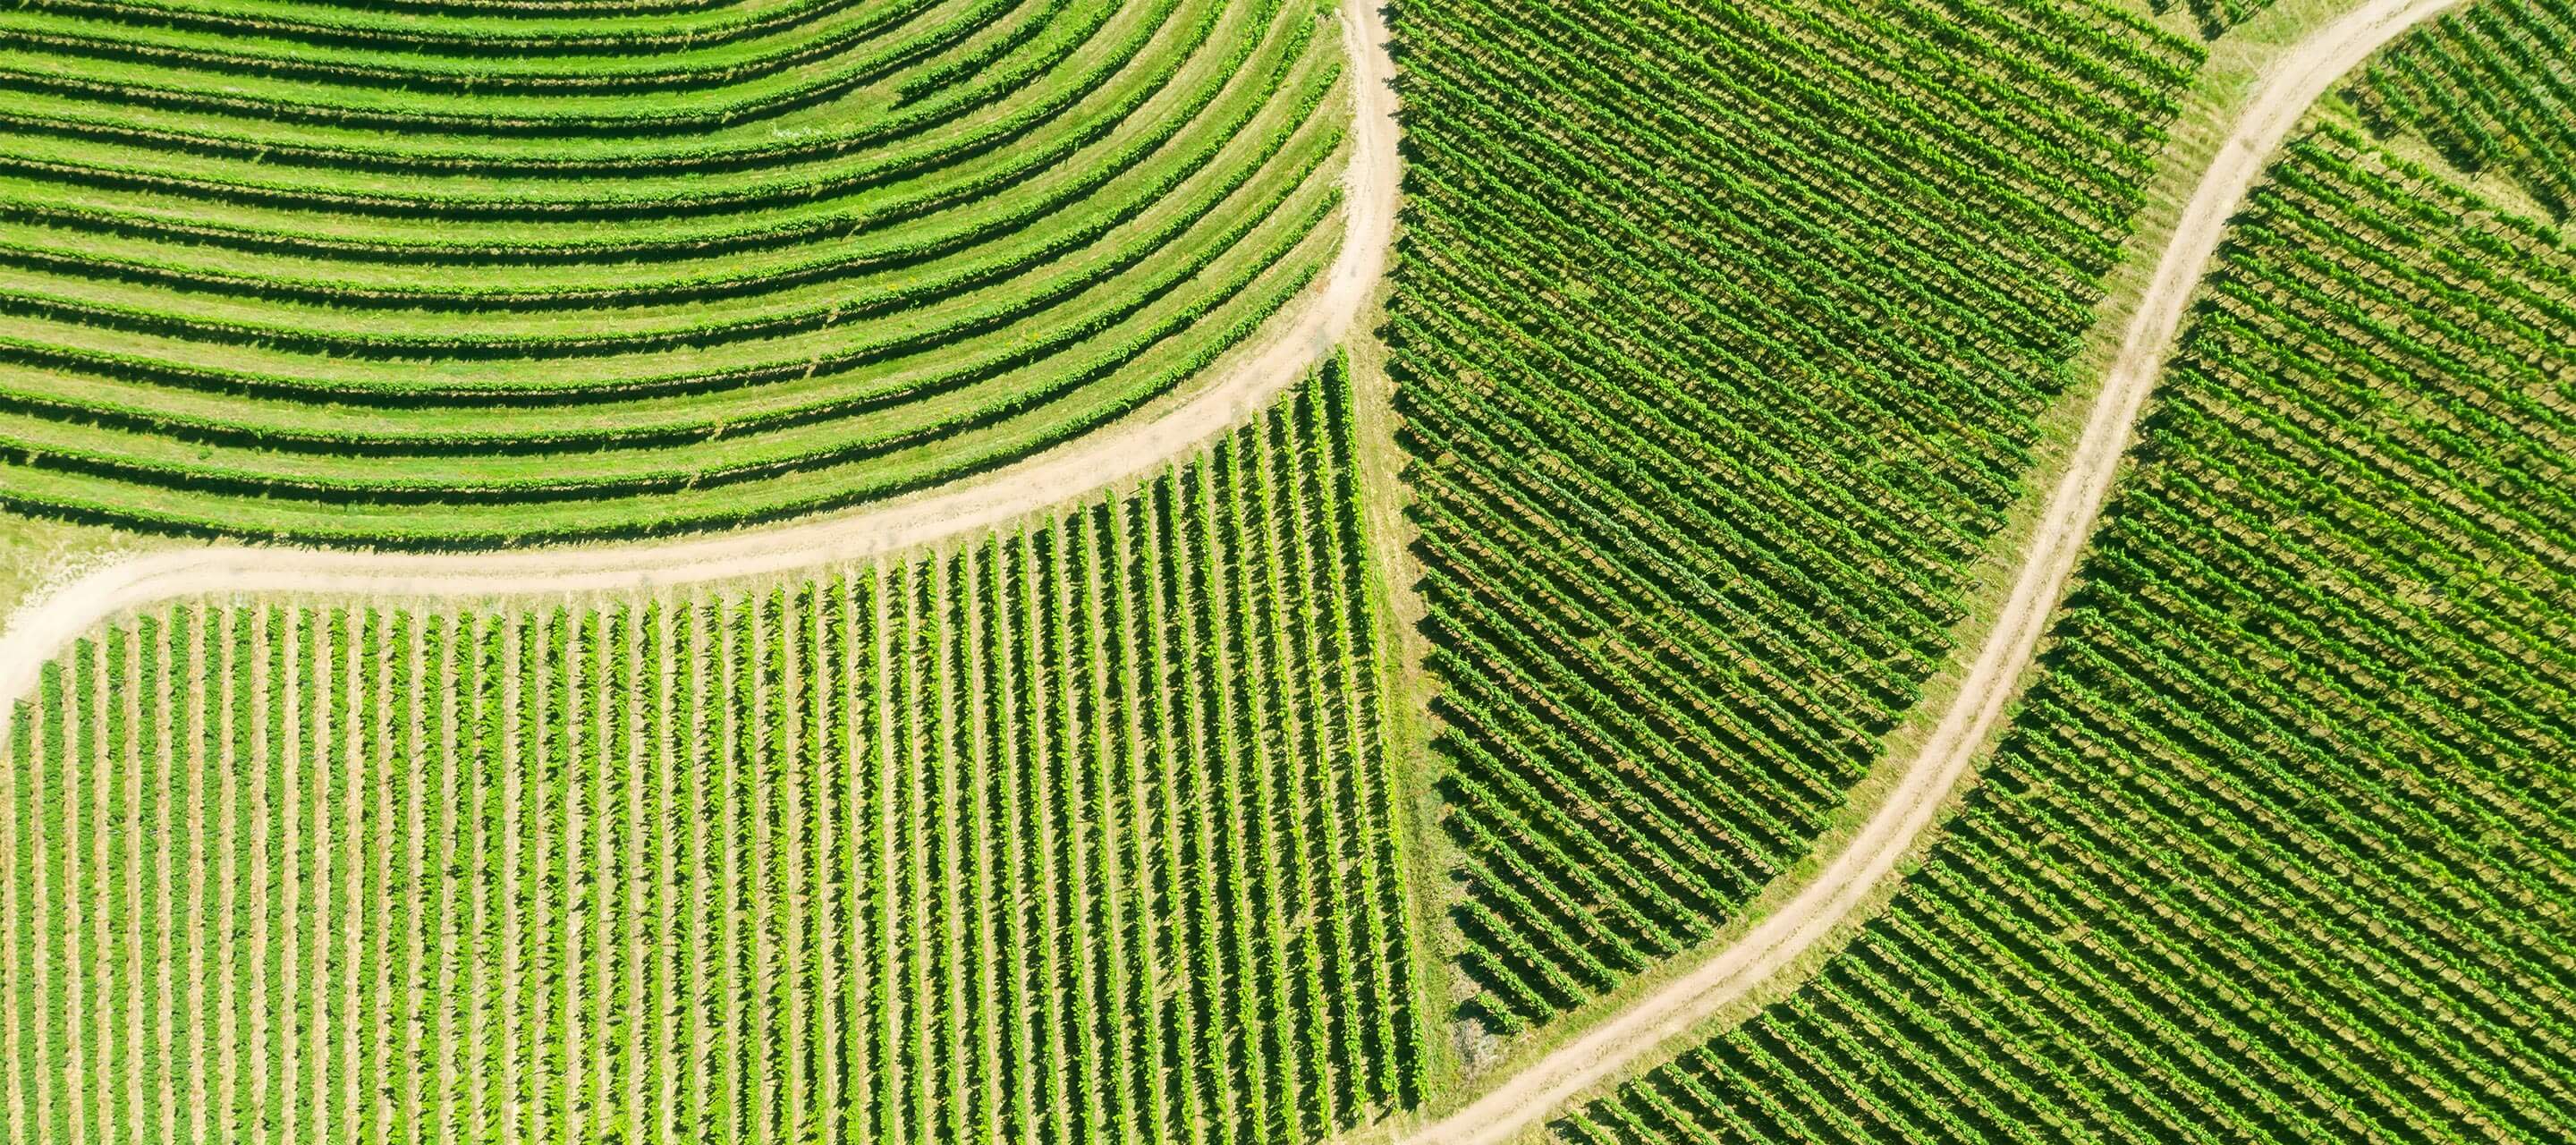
[1377,1,2466,1141]
[0,0,1401,749]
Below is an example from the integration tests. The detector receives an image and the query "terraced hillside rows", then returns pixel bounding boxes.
[0,363,1423,1144]
[0,0,1350,545]
[2353,0,2576,217]
[1552,125,2576,1144]
[1386,0,2202,1039]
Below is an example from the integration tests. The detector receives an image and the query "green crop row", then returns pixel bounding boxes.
[30,0,858,52]
[0,0,946,94]
[0,360,1426,1145]
[1554,125,2576,1145]
[0,0,1010,129]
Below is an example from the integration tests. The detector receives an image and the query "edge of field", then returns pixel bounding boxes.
[1353,0,2468,1140]
[1343,266,1471,1100]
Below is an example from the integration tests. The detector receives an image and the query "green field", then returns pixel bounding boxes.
[0,0,1346,545]
[3,363,1423,1143]
[1385,0,2201,1039]
[1552,121,2576,1145]
[6,0,2576,1141]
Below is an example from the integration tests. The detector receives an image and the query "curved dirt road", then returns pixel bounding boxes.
[0,0,1400,745]
[1391,1,2463,1141]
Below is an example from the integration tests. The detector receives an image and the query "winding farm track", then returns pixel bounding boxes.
[1387,0,2466,1141]
[0,0,1399,751]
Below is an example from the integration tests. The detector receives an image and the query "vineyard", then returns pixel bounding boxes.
[2353,0,2576,217]
[1385,0,2202,1039]
[13,0,2576,1141]
[0,362,1423,1143]
[0,0,1348,545]
[1553,125,2576,1143]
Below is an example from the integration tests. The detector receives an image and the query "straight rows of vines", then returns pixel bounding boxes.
[1555,126,2576,1144]
[1385,0,2202,1040]
[0,362,1421,1144]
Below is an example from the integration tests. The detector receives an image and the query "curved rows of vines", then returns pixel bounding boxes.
[1555,125,2576,1144]
[0,363,1422,1144]
[2353,0,2576,218]
[0,0,1347,545]
[1386,0,2202,1041]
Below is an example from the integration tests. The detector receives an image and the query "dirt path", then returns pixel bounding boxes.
[0,0,1401,749]
[1387,2,2463,1142]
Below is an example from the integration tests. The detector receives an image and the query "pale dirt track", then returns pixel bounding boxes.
[1387,1,2465,1142]
[0,0,1401,747]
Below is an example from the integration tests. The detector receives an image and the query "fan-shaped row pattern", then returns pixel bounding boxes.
[0,0,1349,546]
